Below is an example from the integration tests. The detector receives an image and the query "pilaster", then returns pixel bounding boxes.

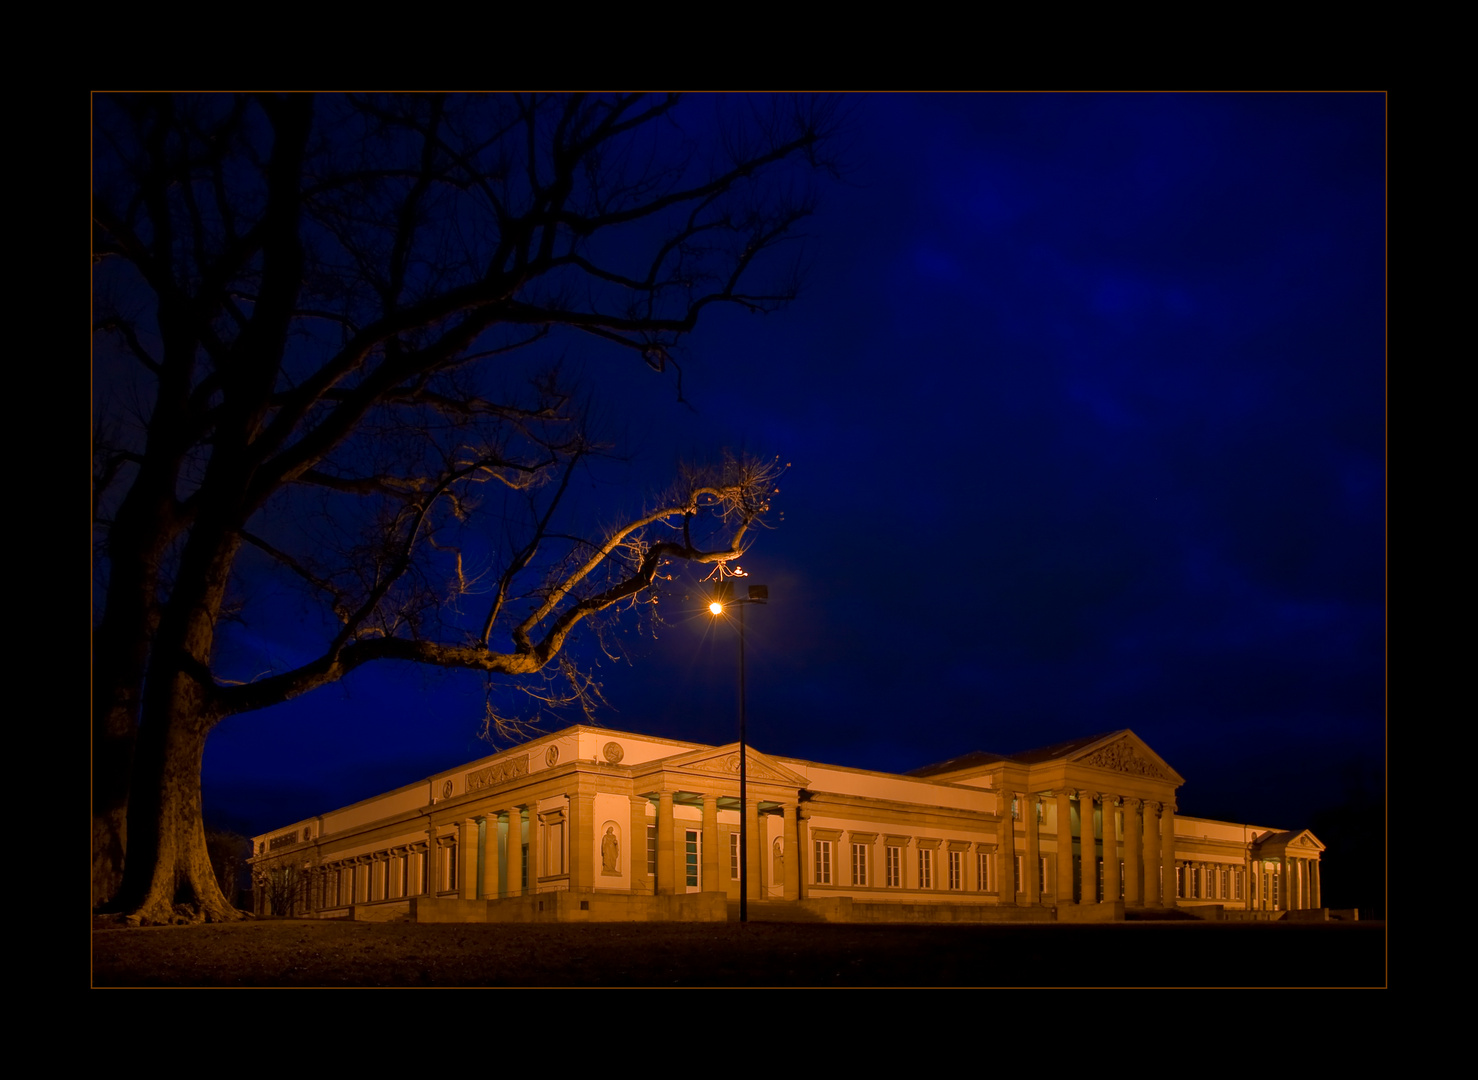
[745,798,762,902]
[783,803,801,900]
[999,791,1017,904]
[570,791,595,890]
[702,793,721,893]
[1025,793,1041,905]
[630,795,651,894]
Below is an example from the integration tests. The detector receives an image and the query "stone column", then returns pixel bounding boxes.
[1079,791,1097,904]
[505,809,523,898]
[1311,859,1321,908]
[1123,798,1142,905]
[425,826,439,895]
[478,819,495,900]
[1104,795,1121,905]
[1025,794,1041,905]
[1055,790,1074,906]
[702,794,721,893]
[460,819,478,900]
[783,803,801,900]
[745,798,762,902]
[630,796,651,894]
[1160,802,1177,908]
[656,791,676,895]
[1143,803,1161,906]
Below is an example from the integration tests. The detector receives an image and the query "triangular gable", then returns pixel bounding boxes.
[1252,828,1326,854]
[636,742,811,788]
[1064,731,1185,786]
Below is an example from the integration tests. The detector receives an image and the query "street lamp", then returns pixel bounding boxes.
[709,578,768,923]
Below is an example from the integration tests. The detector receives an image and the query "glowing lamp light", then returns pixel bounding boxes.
[709,601,724,615]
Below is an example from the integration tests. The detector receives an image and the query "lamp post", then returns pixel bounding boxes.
[709,580,768,923]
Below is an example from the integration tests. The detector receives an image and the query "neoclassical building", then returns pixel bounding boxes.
[249,726,1328,922]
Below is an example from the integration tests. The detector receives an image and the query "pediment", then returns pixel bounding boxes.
[1067,732,1184,785]
[1251,828,1325,854]
[1287,828,1326,852]
[643,743,810,788]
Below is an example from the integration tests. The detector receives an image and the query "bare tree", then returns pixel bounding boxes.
[254,861,308,917]
[92,93,838,924]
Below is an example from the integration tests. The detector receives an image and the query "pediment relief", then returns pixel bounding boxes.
[686,752,790,783]
[1075,737,1171,781]
[656,745,809,787]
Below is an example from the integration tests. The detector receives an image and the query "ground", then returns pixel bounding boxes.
[92,918,1386,987]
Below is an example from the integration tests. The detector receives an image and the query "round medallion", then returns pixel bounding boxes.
[441,779,454,799]
[603,741,625,764]
[546,745,560,767]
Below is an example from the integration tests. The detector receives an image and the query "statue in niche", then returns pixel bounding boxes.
[601,826,620,873]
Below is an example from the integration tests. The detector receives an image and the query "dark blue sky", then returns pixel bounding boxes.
[201,94,1384,854]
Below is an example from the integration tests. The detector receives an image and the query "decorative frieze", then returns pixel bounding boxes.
[466,755,529,792]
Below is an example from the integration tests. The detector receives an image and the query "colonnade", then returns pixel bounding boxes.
[628,791,804,901]
[995,789,1178,908]
[1248,853,1321,911]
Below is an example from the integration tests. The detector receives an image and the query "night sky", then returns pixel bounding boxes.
[198,95,1384,895]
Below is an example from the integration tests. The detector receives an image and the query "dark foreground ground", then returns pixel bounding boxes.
[93,918,1386,987]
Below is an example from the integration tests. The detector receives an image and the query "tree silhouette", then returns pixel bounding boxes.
[93,93,837,923]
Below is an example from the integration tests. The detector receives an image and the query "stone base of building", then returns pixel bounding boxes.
[341,893,1108,924]
[1053,901,1125,923]
[409,891,730,924]
[791,897,1057,923]
[312,894,1344,925]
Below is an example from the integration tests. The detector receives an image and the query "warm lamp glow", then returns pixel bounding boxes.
[709,601,724,615]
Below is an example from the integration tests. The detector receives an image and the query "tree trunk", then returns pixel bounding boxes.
[116,698,241,925]
[92,434,181,907]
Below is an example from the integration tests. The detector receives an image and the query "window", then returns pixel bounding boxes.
[977,852,992,892]
[647,824,657,877]
[684,829,700,889]
[814,840,832,885]
[730,832,740,880]
[948,850,962,890]
[886,846,901,888]
[544,817,565,876]
[918,849,933,889]
[521,843,529,890]
[851,843,868,886]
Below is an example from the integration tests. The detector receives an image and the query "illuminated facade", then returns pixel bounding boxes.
[249,726,1327,922]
